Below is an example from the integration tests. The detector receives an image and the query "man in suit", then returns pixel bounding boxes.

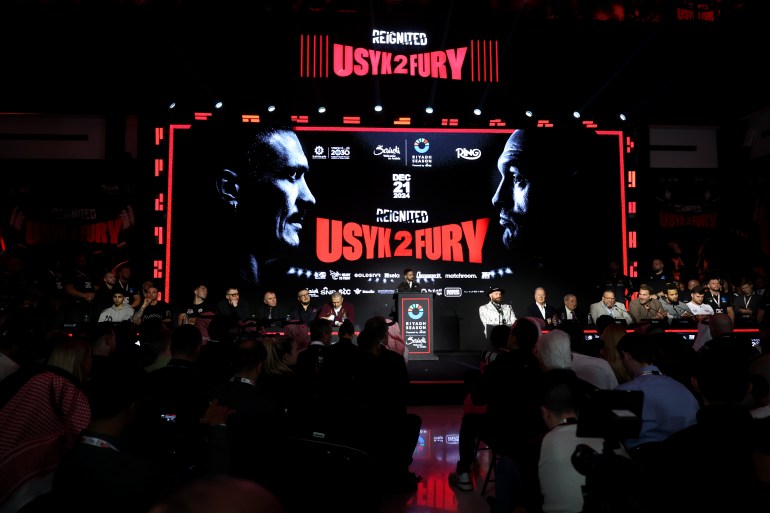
[391,268,417,321]
[396,268,417,292]
[559,293,583,323]
[479,286,516,335]
[524,287,558,326]
[589,289,633,325]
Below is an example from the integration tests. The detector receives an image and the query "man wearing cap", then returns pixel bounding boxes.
[479,286,516,335]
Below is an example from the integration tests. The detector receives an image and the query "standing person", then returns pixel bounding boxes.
[318,291,355,327]
[646,257,671,299]
[396,268,417,292]
[112,262,142,310]
[287,288,320,324]
[213,127,316,291]
[92,270,119,315]
[391,268,417,322]
[62,252,98,327]
[704,276,735,322]
[595,261,636,305]
[479,286,516,336]
[733,276,763,327]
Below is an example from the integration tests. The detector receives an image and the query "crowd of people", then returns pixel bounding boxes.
[0,252,426,513]
[2,245,770,513]
[452,283,770,512]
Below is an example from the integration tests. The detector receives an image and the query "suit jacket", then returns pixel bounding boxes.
[395,280,417,293]
[557,305,583,323]
[318,301,356,325]
[589,300,633,324]
[524,302,558,323]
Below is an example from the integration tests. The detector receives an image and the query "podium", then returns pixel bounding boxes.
[397,292,437,361]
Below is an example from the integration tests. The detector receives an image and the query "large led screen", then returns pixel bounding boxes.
[166,122,629,350]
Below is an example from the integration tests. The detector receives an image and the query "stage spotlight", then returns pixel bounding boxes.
[525,110,533,118]
[425,106,434,114]
[168,102,176,110]
[215,101,223,109]
[619,113,627,121]
[374,105,383,112]
[318,106,327,114]
[267,105,276,112]
[572,111,581,119]
[473,108,482,116]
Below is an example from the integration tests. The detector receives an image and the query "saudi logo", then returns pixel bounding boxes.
[413,138,430,154]
[407,303,424,319]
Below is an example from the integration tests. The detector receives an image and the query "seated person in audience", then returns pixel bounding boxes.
[215,287,257,323]
[649,337,767,513]
[318,291,355,327]
[286,288,320,324]
[98,291,135,324]
[255,290,286,327]
[133,286,174,329]
[627,284,668,325]
[351,323,422,494]
[589,289,633,326]
[559,293,583,323]
[685,285,715,321]
[147,476,284,513]
[537,368,628,513]
[613,333,700,457]
[557,321,618,389]
[659,282,694,322]
[175,283,216,327]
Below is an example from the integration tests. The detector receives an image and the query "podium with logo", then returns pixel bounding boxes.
[397,292,437,361]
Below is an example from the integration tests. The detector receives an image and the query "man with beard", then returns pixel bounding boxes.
[479,286,516,336]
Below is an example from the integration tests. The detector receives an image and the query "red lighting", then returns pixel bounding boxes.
[241,115,261,123]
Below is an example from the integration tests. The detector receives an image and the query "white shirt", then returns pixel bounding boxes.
[686,302,714,316]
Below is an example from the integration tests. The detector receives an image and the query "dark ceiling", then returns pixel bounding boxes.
[0,1,767,127]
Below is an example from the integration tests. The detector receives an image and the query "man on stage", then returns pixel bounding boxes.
[479,286,516,335]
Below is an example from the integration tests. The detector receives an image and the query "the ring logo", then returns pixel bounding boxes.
[455,148,481,160]
[445,434,460,444]
[444,287,463,297]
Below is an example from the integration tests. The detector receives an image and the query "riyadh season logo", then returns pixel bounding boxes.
[407,303,425,320]
[413,138,430,154]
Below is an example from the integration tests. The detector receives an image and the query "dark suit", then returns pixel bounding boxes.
[524,302,558,323]
[557,305,583,323]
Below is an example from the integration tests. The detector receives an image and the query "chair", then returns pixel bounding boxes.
[474,438,501,496]
[283,434,378,513]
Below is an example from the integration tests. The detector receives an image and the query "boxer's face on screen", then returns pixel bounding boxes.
[492,129,532,250]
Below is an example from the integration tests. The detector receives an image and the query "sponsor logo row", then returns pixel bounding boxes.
[310,138,481,165]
